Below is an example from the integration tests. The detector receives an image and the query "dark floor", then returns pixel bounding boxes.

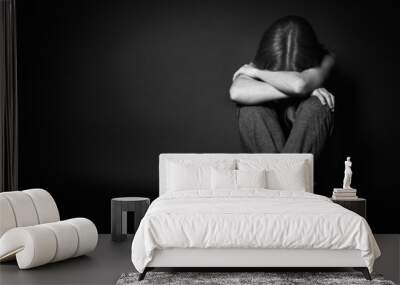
[0,234,399,285]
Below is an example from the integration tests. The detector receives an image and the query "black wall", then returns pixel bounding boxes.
[17,0,399,233]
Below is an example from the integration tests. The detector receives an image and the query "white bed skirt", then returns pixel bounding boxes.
[148,248,366,268]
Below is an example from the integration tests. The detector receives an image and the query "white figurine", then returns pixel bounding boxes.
[343,157,353,189]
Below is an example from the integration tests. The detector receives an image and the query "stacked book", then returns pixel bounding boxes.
[332,188,358,200]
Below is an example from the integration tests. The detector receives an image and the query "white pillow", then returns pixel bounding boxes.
[237,169,267,189]
[237,159,309,192]
[211,168,236,189]
[211,168,267,190]
[166,159,235,191]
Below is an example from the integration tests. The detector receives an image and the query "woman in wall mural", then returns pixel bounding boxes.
[230,16,335,158]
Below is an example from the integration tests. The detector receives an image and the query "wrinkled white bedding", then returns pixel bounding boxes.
[131,190,380,273]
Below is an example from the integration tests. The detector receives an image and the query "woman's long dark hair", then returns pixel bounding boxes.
[254,16,328,72]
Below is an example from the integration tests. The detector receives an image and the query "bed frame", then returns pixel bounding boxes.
[139,154,371,280]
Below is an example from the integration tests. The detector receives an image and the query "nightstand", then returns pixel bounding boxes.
[331,198,366,219]
[111,197,150,242]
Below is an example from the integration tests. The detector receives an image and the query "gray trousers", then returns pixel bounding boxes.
[237,96,333,158]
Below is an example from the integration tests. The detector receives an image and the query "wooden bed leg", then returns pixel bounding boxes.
[354,267,371,280]
[138,268,148,281]
[362,268,372,280]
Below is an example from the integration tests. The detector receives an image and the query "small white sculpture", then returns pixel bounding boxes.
[343,157,353,189]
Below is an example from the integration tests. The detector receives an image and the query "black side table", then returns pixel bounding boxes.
[331,198,366,219]
[111,197,150,242]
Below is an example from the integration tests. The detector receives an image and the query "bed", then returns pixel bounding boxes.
[131,153,380,280]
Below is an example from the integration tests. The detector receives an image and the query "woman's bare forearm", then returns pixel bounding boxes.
[229,75,288,104]
[254,69,308,95]
[295,54,335,94]
[254,54,335,95]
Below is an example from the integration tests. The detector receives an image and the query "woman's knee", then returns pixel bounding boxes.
[298,96,331,118]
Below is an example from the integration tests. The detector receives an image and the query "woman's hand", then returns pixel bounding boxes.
[232,63,259,81]
[311,88,335,111]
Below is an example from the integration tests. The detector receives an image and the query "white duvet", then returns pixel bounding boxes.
[131,190,380,273]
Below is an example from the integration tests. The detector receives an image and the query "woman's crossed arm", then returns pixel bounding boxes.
[230,54,335,104]
[229,74,289,104]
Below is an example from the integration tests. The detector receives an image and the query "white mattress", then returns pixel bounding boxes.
[131,190,380,273]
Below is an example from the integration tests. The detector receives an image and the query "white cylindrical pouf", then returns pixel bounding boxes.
[1,191,39,227]
[42,221,79,262]
[0,189,98,269]
[0,195,17,237]
[23,189,60,224]
[65,218,98,257]
[0,226,57,269]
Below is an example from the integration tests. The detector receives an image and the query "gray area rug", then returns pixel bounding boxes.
[117,272,396,285]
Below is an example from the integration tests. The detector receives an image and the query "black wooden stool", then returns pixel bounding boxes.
[111,197,150,242]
